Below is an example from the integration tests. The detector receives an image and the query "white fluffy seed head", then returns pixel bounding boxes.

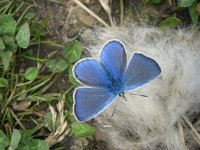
[80,25,200,150]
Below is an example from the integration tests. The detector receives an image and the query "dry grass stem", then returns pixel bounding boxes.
[46,100,70,147]
[73,0,110,27]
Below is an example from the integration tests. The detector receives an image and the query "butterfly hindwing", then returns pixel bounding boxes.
[123,53,161,91]
[100,40,127,79]
[73,59,111,87]
[73,87,116,122]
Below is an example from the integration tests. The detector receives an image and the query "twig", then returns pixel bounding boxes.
[1,76,18,116]
[178,120,188,150]
[10,109,26,130]
[30,41,64,48]
[63,86,74,98]
[120,0,124,26]
[182,115,200,142]
[168,0,172,6]
[98,0,114,26]
[191,132,200,145]
[16,4,33,25]
[73,0,110,27]
[40,74,60,94]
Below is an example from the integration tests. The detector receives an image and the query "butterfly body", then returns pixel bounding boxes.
[105,73,124,95]
[73,40,161,122]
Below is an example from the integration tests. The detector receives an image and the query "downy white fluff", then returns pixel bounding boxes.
[80,25,200,150]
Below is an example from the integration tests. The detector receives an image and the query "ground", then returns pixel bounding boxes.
[29,0,199,149]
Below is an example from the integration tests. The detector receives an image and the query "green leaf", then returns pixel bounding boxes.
[68,65,79,86]
[24,67,39,81]
[151,0,162,4]
[27,94,61,102]
[15,77,50,99]
[34,16,49,40]
[29,139,49,150]
[71,122,95,138]
[0,37,5,50]
[0,15,16,36]
[19,130,32,146]
[18,131,49,150]
[63,40,83,63]
[10,129,21,149]
[0,78,8,88]
[24,12,36,21]
[189,1,198,23]
[44,112,54,130]
[2,36,17,52]
[65,95,73,112]
[0,145,5,150]
[7,147,14,150]
[7,111,13,127]
[0,130,9,148]
[0,50,12,70]
[16,23,30,48]
[159,17,181,29]
[0,93,2,100]
[179,0,195,7]
[44,112,57,130]
[45,58,68,73]
[44,112,61,131]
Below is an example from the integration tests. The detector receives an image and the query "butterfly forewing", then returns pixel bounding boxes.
[123,53,161,91]
[74,59,111,87]
[100,40,127,80]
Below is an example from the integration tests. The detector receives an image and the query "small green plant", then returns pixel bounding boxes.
[0,129,49,150]
[0,1,95,149]
[145,0,199,28]
[159,17,181,29]
[45,39,96,138]
[179,0,198,24]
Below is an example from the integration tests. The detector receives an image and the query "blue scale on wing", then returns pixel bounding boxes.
[74,59,112,87]
[100,40,127,81]
[74,87,116,122]
[123,53,161,91]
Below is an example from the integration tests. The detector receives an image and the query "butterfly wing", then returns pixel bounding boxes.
[100,40,127,79]
[73,87,116,122]
[123,53,161,91]
[73,59,111,87]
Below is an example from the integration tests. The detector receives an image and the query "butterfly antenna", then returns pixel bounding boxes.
[122,94,127,101]
[111,100,119,117]
[130,93,148,97]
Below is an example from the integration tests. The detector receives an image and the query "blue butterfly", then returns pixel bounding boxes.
[73,40,161,122]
